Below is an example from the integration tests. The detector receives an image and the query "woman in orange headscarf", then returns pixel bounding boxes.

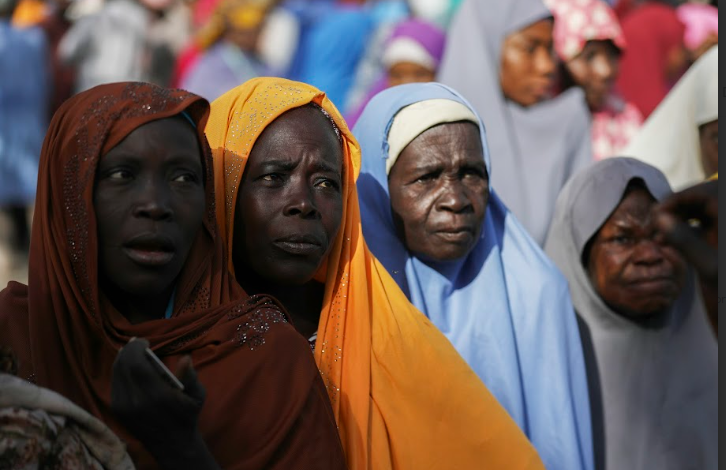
[206,77,544,470]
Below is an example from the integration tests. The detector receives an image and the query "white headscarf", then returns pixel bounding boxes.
[623,46,718,190]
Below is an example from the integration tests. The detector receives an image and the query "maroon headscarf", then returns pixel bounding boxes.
[0,82,346,470]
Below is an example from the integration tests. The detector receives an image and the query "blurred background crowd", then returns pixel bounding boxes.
[0,0,718,286]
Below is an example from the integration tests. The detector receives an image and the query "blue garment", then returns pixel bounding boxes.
[288,6,375,110]
[0,21,49,205]
[354,83,594,470]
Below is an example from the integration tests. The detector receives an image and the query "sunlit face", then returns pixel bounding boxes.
[586,185,687,319]
[233,106,344,286]
[565,40,620,111]
[500,19,556,107]
[388,122,489,261]
[387,61,437,87]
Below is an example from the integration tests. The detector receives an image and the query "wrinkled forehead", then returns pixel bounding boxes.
[568,159,672,255]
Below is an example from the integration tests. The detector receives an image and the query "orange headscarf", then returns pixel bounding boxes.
[206,77,544,470]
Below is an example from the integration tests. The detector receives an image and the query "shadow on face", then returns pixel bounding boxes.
[94,116,206,302]
[388,121,488,262]
[564,40,621,111]
[500,18,556,107]
[233,105,344,286]
[387,61,437,88]
[584,181,687,319]
[699,119,718,176]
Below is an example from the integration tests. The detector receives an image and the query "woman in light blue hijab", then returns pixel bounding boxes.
[354,82,594,470]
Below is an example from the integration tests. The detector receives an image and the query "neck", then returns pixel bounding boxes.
[234,268,323,339]
[102,281,174,325]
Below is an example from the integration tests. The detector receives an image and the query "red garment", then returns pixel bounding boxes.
[0,82,346,470]
[616,2,685,118]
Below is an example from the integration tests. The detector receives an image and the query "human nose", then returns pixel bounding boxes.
[632,239,665,266]
[535,46,556,78]
[132,177,173,221]
[592,54,617,82]
[282,181,319,219]
[436,180,473,214]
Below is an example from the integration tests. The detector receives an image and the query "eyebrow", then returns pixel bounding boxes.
[260,159,341,175]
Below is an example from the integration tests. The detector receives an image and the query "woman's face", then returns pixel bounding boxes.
[699,119,718,176]
[565,40,620,111]
[387,61,437,88]
[233,106,344,286]
[388,121,489,261]
[500,19,556,107]
[94,117,206,298]
[586,185,687,319]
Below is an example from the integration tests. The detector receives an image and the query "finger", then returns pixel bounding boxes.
[656,212,718,280]
[175,355,206,404]
[656,181,718,220]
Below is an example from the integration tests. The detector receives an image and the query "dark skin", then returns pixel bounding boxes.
[654,180,718,336]
[563,40,620,112]
[698,120,718,177]
[387,61,436,88]
[500,19,556,108]
[587,185,687,319]
[388,122,488,261]
[95,117,219,469]
[95,117,205,325]
[233,106,344,338]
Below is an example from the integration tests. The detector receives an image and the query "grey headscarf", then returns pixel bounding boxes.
[438,0,592,245]
[544,157,718,470]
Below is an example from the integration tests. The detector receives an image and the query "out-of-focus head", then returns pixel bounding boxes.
[546,0,626,110]
[383,19,446,88]
[386,99,489,261]
[407,0,463,28]
[500,18,556,107]
[196,0,273,52]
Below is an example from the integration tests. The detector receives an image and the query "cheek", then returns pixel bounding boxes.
[566,60,589,85]
[320,197,344,243]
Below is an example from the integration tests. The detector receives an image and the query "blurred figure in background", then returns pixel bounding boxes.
[546,0,643,160]
[181,0,273,102]
[0,0,49,278]
[58,0,187,91]
[624,46,717,190]
[676,0,718,61]
[346,18,445,126]
[37,0,75,116]
[439,0,592,245]
[615,0,688,118]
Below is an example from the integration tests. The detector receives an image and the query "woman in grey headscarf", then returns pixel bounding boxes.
[438,0,592,245]
[544,157,717,470]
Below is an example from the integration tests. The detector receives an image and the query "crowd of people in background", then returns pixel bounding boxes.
[0,0,718,468]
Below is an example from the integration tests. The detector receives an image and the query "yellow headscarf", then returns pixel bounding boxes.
[195,0,272,50]
[206,77,544,470]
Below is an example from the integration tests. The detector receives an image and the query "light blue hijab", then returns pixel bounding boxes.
[354,83,594,470]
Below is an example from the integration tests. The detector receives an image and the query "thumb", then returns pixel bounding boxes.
[657,212,717,281]
[175,355,206,404]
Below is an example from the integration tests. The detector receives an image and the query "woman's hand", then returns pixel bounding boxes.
[111,338,221,469]
[654,180,718,335]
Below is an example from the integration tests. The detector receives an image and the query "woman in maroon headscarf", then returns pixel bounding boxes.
[0,81,346,470]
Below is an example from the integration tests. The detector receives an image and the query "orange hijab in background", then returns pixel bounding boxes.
[206,77,544,470]
[0,82,346,470]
